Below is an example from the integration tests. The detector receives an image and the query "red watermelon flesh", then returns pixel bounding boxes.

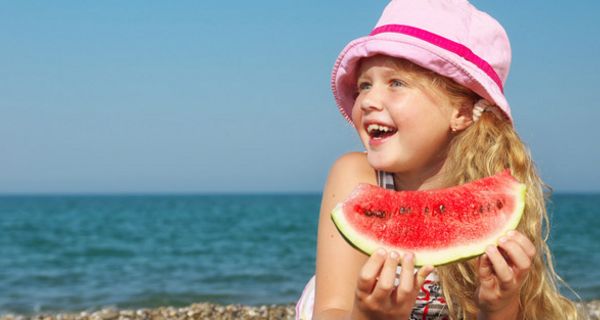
[331,169,526,266]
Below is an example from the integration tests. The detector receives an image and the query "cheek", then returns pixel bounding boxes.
[393,108,450,145]
[388,106,414,128]
[350,101,362,126]
[393,99,451,128]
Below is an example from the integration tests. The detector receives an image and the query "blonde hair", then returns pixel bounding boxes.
[388,57,582,319]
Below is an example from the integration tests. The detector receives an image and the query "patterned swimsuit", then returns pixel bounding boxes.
[295,171,450,320]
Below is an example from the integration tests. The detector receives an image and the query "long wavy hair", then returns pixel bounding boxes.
[389,58,582,319]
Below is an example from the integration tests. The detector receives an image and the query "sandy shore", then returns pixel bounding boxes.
[0,300,598,320]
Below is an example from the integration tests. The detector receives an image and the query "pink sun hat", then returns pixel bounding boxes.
[331,0,512,124]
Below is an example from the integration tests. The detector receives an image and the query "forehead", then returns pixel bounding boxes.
[357,55,425,79]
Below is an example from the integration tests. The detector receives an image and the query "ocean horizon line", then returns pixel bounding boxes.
[0,190,599,198]
[0,191,324,198]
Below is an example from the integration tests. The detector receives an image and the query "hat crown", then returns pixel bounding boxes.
[374,0,511,84]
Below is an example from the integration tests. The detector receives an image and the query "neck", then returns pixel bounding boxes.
[393,158,449,191]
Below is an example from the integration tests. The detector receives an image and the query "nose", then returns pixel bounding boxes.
[359,87,384,112]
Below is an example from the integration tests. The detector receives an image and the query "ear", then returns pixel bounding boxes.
[450,103,474,132]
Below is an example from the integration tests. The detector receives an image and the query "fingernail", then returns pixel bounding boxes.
[507,230,516,237]
[404,253,413,261]
[499,237,507,243]
[376,248,386,256]
[390,251,399,260]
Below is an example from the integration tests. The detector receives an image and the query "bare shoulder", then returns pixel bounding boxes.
[320,152,376,212]
[327,151,376,190]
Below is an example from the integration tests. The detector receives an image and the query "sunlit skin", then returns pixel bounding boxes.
[314,55,536,319]
[351,55,456,191]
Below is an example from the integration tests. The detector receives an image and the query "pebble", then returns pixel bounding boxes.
[0,303,296,320]
[1,300,599,320]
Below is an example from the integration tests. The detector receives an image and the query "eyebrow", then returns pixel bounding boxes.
[357,68,407,82]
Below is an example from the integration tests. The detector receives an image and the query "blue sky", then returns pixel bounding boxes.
[1,1,599,194]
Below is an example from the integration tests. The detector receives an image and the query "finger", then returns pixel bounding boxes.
[415,265,434,289]
[356,248,387,294]
[498,237,532,272]
[478,253,493,278]
[397,253,415,295]
[507,230,536,258]
[371,251,401,301]
[477,254,496,289]
[485,245,514,284]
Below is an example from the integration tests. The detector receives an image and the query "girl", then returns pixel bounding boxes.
[296,0,581,319]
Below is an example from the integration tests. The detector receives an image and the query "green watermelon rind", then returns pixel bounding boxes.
[331,182,527,267]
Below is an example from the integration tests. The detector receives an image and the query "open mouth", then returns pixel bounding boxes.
[366,123,398,139]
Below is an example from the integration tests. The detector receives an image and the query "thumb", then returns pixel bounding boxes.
[415,265,434,289]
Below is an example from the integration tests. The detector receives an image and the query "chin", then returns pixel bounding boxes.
[366,152,404,173]
[366,146,421,173]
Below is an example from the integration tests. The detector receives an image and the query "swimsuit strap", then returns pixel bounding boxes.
[377,170,396,190]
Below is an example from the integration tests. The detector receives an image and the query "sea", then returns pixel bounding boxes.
[0,193,598,315]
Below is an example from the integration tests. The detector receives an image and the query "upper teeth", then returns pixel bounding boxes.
[367,124,394,134]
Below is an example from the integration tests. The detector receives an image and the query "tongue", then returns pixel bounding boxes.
[378,130,396,138]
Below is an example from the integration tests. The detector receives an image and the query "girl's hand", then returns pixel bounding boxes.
[351,248,434,320]
[475,230,536,318]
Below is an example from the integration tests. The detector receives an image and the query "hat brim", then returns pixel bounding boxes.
[331,33,511,125]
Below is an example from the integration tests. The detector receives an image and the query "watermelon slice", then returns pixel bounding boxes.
[331,169,526,266]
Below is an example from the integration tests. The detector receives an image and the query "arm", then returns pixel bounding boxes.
[313,152,374,319]
[312,153,433,320]
[475,231,536,320]
[477,299,520,320]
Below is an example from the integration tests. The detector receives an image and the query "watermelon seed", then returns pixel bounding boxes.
[424,207,430,214]
[487,203,492,212]
[439,204,445,213]
[496,200,504,209]
[479,205,484,213]
[400,207,407,214]
[364,210,386,219]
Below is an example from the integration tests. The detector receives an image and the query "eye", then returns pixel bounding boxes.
[357,81,371,92]
[390,79,405,87]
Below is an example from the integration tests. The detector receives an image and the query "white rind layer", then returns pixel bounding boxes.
[331,183,527,266]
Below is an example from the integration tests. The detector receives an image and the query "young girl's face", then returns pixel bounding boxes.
[351,55,456,176]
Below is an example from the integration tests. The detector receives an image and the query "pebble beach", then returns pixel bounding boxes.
[0,303,295,320]
[1,301,599,320]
